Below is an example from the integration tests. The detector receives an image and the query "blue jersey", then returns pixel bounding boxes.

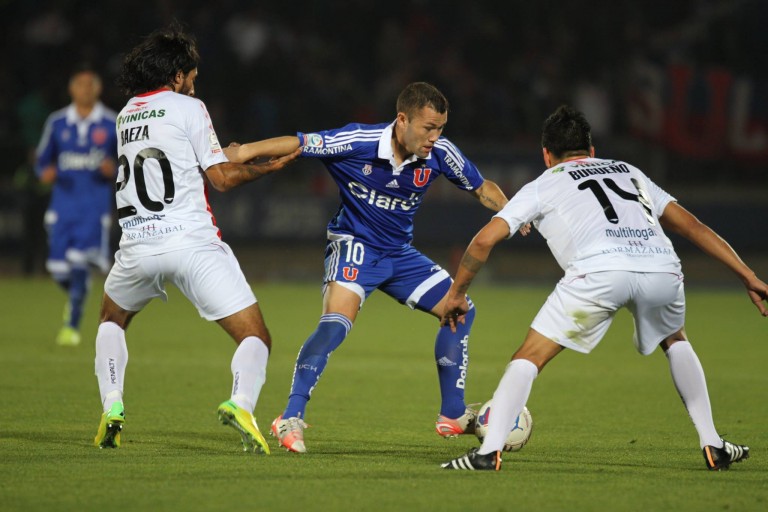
[35,102,118,219]
[298,122,485,250]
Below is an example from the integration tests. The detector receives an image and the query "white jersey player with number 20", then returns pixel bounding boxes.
[92,24,299,453]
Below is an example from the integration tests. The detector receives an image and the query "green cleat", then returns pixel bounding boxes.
[56,326,81,346]
[94,402,125,448]
[217,400,270,454]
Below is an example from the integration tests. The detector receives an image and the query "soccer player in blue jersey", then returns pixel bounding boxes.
[229,82,518,452]
[35,66,118,346]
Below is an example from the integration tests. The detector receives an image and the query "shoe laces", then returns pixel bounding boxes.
[282,416,308,436]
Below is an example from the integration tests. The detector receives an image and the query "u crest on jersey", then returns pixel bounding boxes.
[413,168,431,187]
[342,266,359,281]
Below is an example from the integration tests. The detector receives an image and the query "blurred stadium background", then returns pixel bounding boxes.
[1,0,766,282]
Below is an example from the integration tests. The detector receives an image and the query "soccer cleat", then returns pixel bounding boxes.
[703,440,749,470]
[94,401,125,448]
[436,406,477,438]
[441,448,502,471]
[270,414,308,453]
[217,400,270,454]
[56,326,81,346]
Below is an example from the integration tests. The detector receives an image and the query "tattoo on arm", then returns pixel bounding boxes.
[460,252,485,274]
[479,192,501,211]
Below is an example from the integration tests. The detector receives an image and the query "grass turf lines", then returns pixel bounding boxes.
[0,278,766,511]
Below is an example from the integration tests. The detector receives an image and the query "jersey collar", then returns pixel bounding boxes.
[66,101,105,124]
[377,120,424,174]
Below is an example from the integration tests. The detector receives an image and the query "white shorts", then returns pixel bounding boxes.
[105,241,257,321]
[531,271,685,355]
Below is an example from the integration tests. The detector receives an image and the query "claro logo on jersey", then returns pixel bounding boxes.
[58,149,107,170]
[348,181,421,211]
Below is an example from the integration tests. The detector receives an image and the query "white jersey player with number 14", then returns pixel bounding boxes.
[507,157,680,278]
[92,24,299,453]
[441,105,766,471]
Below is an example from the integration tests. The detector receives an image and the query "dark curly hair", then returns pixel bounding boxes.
[541,105,593,159]
[116,22,199,96]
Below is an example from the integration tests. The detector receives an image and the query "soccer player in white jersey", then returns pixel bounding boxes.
[227,82,521,453]
[92,25,299,452]
[441,105,767,471]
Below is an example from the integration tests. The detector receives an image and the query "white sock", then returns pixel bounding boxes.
[94,322,128,412]
[230,336,269,412]
[478,359,539,455]
[666,341,722,448]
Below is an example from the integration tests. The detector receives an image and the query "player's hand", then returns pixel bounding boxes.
[263,147,302,171]
[39,165,57,184]
[519,223,532,236]
[744,274,768,316]
[441,296,470,333]
[100,158,117,179]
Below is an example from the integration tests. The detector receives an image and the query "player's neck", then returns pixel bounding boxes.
[391,128,410,166]
[560,154,590,163]
[74,103,96,119]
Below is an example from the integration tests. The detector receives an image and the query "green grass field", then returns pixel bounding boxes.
[1,277,766,511]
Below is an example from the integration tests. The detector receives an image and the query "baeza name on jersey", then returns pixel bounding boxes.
[120,124,150,146]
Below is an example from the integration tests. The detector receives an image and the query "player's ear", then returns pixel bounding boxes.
[171,71,184,91]
[542,147,551,168]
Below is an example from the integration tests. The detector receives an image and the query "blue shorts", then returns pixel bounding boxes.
[323,235,451,312]
[45,209,112,275]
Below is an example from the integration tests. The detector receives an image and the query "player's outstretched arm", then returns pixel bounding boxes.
[442,217,511,332]
[660,201,768,316]
[470,179,508,212]
[470,180,531,236]
[205,147,302,192]
[223,136,301,163]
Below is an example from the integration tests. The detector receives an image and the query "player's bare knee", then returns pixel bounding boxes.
[660,328,688,351]
[99,293,134,329]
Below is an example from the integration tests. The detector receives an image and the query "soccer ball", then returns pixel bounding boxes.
[474,400,533,452]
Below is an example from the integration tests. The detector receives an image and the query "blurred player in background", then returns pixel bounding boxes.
[440,105,767,471]
[35,65,117,346]
[228,82,522,453]
[92,24,299,452]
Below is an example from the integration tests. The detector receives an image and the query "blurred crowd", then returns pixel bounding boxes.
[1,0,766,276]
[3,0,767,176]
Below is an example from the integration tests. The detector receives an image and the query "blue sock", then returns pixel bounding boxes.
[53,272,71,293]
[435,302,475,418]
[284,313,352,419]
[67,267,89,329]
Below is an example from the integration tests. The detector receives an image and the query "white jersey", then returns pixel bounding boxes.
[114,90,228,256]
[495,157,681,276]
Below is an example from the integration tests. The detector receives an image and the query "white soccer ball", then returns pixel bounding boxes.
[474,400,533,452]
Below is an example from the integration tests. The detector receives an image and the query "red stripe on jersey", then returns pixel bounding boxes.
[203,181,222,239]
